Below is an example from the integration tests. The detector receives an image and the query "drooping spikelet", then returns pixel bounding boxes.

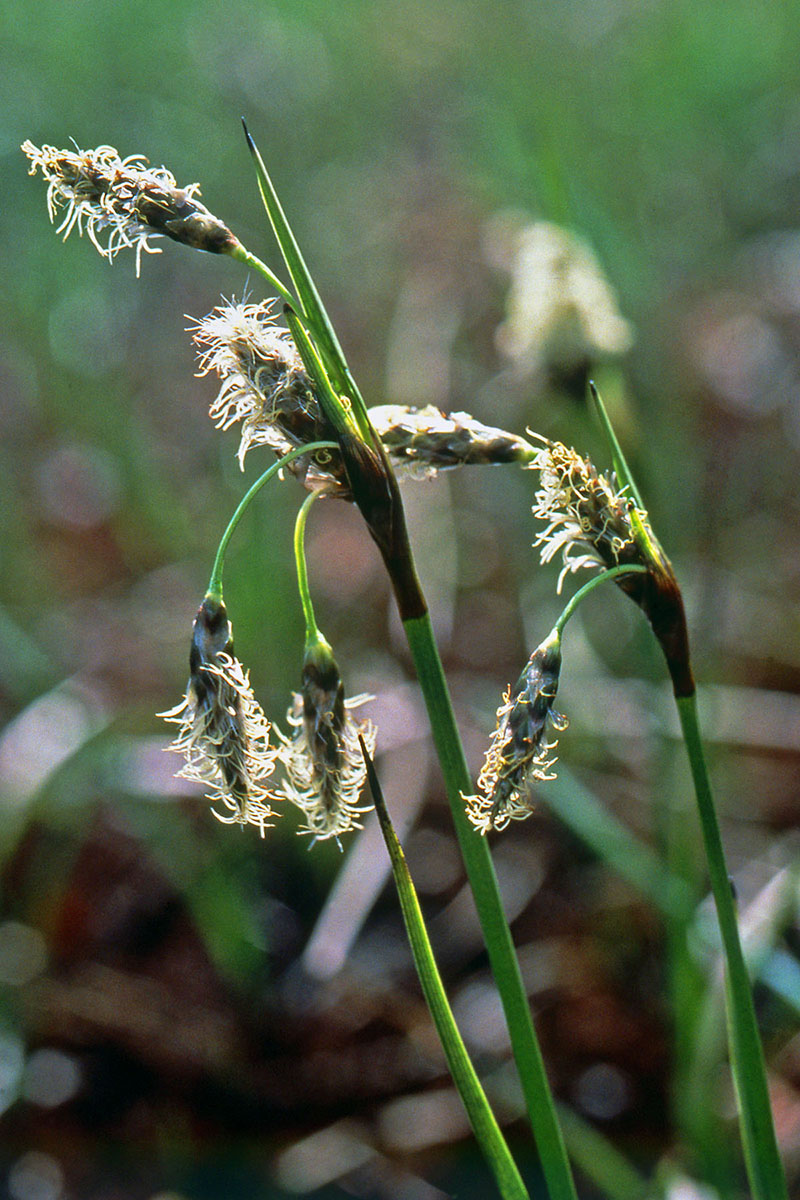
[191,298,349,491]
[368,404,534,479]
[160,595,279,836]
[529,436,646,592]
[465,631,567,834]
[277,640,376,843]
[22,141,237,275]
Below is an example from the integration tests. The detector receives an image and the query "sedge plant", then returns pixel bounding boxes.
[22,131,789,1200]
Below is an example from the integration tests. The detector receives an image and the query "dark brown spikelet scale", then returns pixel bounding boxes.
[506,638,563,760]
[241,341,350,494]
[300,645,347,809]
[133,187,237,254]
[37,144,237,255]
[188,596,247,799]
[492,639,565,807]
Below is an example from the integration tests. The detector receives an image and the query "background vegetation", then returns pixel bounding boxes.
[2,1,800,1197]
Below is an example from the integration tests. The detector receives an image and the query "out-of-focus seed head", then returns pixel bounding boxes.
[192,299,349,491]
[277,639,376,843]
[530,435,646,591]
[488,216,633,394]
[465,631,567,834]
[160,595,279,835]
[368,404,535,479]
[22,141,238,275]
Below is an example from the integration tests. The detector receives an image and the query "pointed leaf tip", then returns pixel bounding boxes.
[358,733,379,792]
[241,118,255,151]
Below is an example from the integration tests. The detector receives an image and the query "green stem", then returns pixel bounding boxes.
[403,612,579,1200]
[676,693,787,1200]
[228,242,298,310]
[553,565,647,637]
[293,489,323,646]
[207,442,337,597]
[362,741,530,1200]
[241,132,574,1195]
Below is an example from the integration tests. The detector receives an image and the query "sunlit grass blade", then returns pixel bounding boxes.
[360,737,530,1200]
[282,305,358,439]
[242,120,366,417]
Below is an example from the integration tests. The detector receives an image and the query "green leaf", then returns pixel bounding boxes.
[242,121,367,424]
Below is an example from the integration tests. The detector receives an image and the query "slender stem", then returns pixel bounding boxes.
[207,442,337,597]
[403,612,579,1200]
[553,565,647,637]
[228,242,298,310]
[293,489,323,645]
[676,693,787,1200]
[362,741,530,1200]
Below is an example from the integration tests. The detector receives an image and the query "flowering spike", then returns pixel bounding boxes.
[529,435,645,592]
[191,298,349,491]
[529,435,694,695]
[160,595,279,835]
[22,141,238,276]
[368,404,535,479]
[464,631,567,834]
[277,639,376,843]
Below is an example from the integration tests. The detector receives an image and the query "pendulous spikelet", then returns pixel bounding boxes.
[464,631,567,834]
[160,595,279,836]
[22,141,238,275]
[277,640,376,843]
[491,217,633,392]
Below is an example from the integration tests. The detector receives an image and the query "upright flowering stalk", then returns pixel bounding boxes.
[22,141,239,275]
[465,630,567,834]
[530,434,693,696]
[528,404,787,1200]
[192,298,349,489]
[160,594,279,836]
